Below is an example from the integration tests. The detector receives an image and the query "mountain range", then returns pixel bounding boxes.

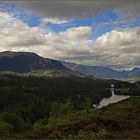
[0,51,140,79]
[61,61,140,79]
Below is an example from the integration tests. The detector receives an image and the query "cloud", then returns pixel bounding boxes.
[19,0,140,23]
[114,2,140,21]
[0,12,16,27]
[0,11,91,60]
[0,11,140,70]
[0,13,45,48]
[42,18,69,24]
[59,26,92,40]
[89,27,140,68]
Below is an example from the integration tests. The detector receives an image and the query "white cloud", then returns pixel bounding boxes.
[59,26,92,40]
[0,12,91,59]
[0,19,45,48]
[0,12,16,27]
[42,18,69,24]
[89,27,140,68]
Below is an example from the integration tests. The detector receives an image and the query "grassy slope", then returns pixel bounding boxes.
[25,69,77,77]
[15,97,140,139]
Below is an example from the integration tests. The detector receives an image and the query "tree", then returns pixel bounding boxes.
[0,112,24,132]
[0,121,13,138]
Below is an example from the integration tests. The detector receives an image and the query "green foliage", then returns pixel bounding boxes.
[33,119,47,130]
[0,74,139,139]
[47,101,74,128]
[0,112,24,132]
[67,130,96,139]
[96,129,109,139]
[17,97,140,139]
[50,101,74,117]
[67,129,109,139]
[0,122,13,138]
[0,75,111,138]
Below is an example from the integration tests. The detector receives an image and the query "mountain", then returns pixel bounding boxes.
[61,61,140,79]
[1,51,140,79]
[127,68,140,77]
[0,51,77,77]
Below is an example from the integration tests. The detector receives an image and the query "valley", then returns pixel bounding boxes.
[0,0,140,139]
[0,73,139,138]
[0,51,139,139]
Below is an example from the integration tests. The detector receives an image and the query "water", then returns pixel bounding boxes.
[93,84,130,109]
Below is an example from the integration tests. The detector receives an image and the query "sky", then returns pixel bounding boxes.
[0,0,140,70]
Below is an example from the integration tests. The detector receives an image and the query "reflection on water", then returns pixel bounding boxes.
[93,84,129,109]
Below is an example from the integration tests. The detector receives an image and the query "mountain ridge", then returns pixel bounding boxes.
[0,51,77,77]
[0,51,140,79]
[61,61,140,79]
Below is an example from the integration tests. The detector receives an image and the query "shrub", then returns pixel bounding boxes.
[33,119,47,130]
[50,101,74,117]
[0,112,25,132]
[0,122,13,138]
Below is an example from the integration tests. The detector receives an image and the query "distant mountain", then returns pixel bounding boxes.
[61,61,140,79]
[127,68,140,77]
[1,51,140,79]
[0,51,77,77]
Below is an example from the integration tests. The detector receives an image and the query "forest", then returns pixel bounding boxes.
[0,74,139,138]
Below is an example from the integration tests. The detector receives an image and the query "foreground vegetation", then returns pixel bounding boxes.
[0,74,110,138]
[0,74,139,138]
[14,97,140,139]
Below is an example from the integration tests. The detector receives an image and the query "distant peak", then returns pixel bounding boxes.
[132,67,140,71]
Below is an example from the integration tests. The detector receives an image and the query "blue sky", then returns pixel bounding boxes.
[1,1,140,40]
[14,7,140,40]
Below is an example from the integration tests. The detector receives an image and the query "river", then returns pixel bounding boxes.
[93,84,130,109]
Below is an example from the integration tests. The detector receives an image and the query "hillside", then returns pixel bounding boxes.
[0,74,111,138]
[15,97,140,139]
[0,74,139,139]
[0,51,74,75]
[1,51,140,79]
